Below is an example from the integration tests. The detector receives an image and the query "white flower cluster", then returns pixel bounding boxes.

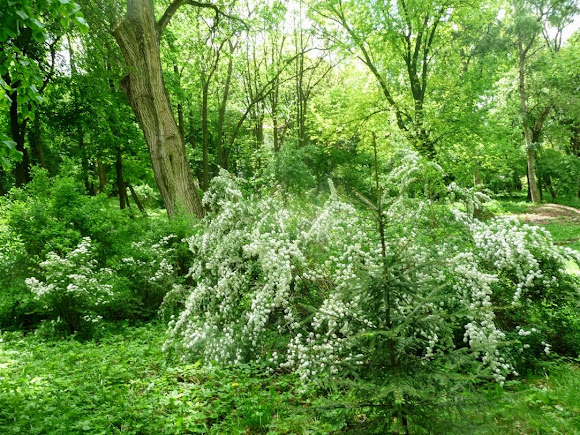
[123,234,177,284]
[164,170,307,364]
[447,182,491,216]
[457,211,576,304]
[164,170,580,386]
[25,238,114,325]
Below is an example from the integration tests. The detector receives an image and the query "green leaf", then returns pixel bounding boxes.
[15,9,29,20]
[29,18,45,30]
[74,16,89,33]
[2,139,17,150]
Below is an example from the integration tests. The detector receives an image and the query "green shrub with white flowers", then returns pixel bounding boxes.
[163,163,580,400]
[25,237,116,336]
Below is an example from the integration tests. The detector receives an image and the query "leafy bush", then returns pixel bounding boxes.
[25,237,115,336]
[111,234,184,319]
[0,168,193,330]
[0,219,39,330]
[163,164,580,431]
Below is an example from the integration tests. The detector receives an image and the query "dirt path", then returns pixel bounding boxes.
[518,203,580,225]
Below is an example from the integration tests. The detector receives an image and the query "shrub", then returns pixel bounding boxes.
[25,237,115,336]
[163,164,580,430]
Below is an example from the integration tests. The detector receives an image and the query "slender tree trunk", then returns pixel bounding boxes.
[29,115,46,168]
[519,47,540,203]
[115,146,129,210]
[201,79,210,190]
[9,91,30,186]
[96,160,108,192]
[127,182,147,216]
[518,41,540,203]
[217,40,235,168]
[79,124,95,195]
[545,176,556,199]
[113,0,204,218]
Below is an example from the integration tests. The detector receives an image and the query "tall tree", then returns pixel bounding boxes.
[312,0,469,159]
[508,0,578,203]
[111,0,216,217]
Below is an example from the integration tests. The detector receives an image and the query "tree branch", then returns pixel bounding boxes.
[157,0,246,36]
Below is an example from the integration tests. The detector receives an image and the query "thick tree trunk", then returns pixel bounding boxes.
[173,64,185,141]
[113,0,204,218]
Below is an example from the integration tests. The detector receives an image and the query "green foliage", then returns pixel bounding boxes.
[0,0,87,168]
[538,149,580,200]
[164,164,580,430]
[25,237,115,336]
[0,324,345,434]
[0,169,195,333]
[259,144,317,193]
[1,323,578,434]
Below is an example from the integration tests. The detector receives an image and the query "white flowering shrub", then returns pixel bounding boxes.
[447,182,492,216]
[112,234,180,317]
[25,237,115,335]
[164,169,580,392]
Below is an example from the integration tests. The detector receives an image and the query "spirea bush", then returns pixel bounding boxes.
[112,234,182,318]
[25,237,115,335]
[163,169,580,389]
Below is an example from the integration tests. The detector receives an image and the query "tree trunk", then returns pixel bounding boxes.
[112,0,204,218]
[173,64,185,141]
[9,90,30,186]
[217,40,235,168]
[518,41,540,203]
[29,115,46,168]
[115,146,129,210]
[127,182,147,216]
[96,159,108,193]
[201,79,210,190]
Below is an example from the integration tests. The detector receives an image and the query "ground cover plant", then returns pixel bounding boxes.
[1,324,579,433]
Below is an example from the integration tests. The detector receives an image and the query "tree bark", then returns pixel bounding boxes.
[112,0,204,218]
[29,115,46,168]
[217,39,236,168]
[96,159,108,193]
[115,146,129,210]
[518,40,540,203]
[9,89,30,186]
[127,182,148,216]
[201,77,210,190]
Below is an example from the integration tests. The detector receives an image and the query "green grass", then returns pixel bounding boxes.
[541,221,580,252]
[2,323,579,434]
[472,363,580,434]
[0,323,344,434]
